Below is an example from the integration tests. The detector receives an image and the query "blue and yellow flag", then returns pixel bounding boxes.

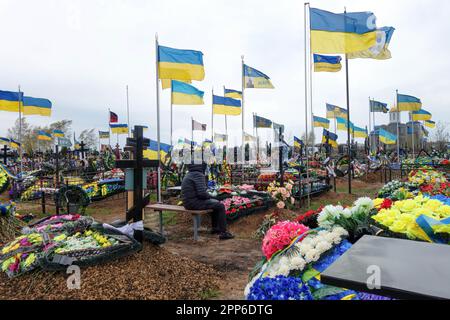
[314,54,342,72]
[213,95,242,116]
[0,90,23,112]
[9,139,20,149]
[110,124,128,135]
[158,45,205,81]
[38,131,52,141]
[412,109,432,121]
[336,117,353,131]
[0,137,10,146]
[348,27,395,60]
[322,129,338,148]
[224,88,243,100]
[370,100,389,113]
[294,136,304,149]
[23,97,52,116]
[161,79,191,90]
[144,140,172,161]
[397,93,422,112]
[99,131,110,139]
[379,128,397,145]
[52,130,64,138]
[326,104,348,119]
[214,133,228,142]
[253,115,272,128]
[310,8,378,54]
[313,115,330,129]
[424,120,436,129]
[244,65,274,89]
[171,80,204,105]
[353,126,368,138]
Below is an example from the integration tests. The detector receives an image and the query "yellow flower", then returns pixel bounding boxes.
[373,198,384,209]
[424,200,442,211]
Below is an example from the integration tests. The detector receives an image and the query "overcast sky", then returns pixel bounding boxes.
[0,0,449,147]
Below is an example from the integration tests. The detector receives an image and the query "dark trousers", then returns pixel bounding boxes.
[185,199,227,233]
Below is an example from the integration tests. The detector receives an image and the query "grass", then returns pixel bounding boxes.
[199,288,221,300]
[162,211,178,226]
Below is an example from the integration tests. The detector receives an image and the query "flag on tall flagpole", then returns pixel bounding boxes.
[313,54,342,72]
[412,109,432,121]
[0,137,10,146]
[171,80,204,105]
[244,65,274,89]
[22,97,52,116]
[109,111,118,123]
[424,120,436,128]
[322,129,338,148]
[397,93,422,111]
[192,119,207,131]
[294,136,304,150]
[326,103,348,120]
[370,100,389,113]
[353,126,368,138]
[161,79,192,90]
[110,124,128,134]
[0,90,23,112]
[224,88,243,100]
[37,131,52,141]
[313,115,330,129]
[253,115,272,128]
[336,117,354,131]
[213,96,242,116]
[52,130,64,138]
[158,45,205,81]
[99,131,110,139]
[144,140,173,160]
[310,7,378,54]
[379,128,397,145]
[348,27,395,60]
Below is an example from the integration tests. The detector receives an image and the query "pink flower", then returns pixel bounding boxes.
[276,201,285,209]
[262,221,309,259]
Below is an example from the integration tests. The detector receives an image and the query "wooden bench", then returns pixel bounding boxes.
[146,203,213,241]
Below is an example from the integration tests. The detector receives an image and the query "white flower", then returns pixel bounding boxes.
[279,256,289,266]
[305,249,320,263]
[289,256,306,271]
[298,243,313,255]
[278,265,290,276]
[353,197,374,211]
[342,208,352,218]
[316,241,332,253]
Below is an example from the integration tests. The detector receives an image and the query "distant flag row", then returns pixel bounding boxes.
[0,90,52,116]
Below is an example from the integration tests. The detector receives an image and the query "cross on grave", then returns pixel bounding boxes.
[1,144,13,165]
[115,126,159,243]
[78,141,89,160]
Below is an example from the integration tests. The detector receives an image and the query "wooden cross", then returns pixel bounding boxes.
[115,126,159,243]
[1,144,12,165]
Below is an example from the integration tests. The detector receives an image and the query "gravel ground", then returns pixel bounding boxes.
[0,244,221,300]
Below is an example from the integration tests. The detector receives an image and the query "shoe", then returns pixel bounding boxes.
[219,231,235,240]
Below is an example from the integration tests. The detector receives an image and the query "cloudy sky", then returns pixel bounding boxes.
[0,0,449,147]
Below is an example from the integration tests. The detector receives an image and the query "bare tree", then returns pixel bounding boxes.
[432,121,449,151]
[78,129,98,151]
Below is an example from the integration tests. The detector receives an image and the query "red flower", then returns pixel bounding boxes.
[231,208,237,213]
[380,198,393,210]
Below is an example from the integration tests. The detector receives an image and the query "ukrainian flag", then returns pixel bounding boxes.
[53,130,64,138]
[294,136,304,149]
[412,109,432,121]
[353,126,368,138]
[244,65,274,89]
[10,139,20,149]
[171,80,204,105]
[254,115,272,128]
[397,93,422,112]
[370,100,389,113]
[425,120,436,129]
[213,95,242,116]
[336,117,353,131]
[314,54,342,72]
[379,128,397,145]
[0,137,10,146]
[23,97,52,116]
[322,129,338,148]
[38,131,52,141]
[161,79,191,90]
[326,103,339,118]
[313,115,330,129]
[110,124,128,135]
[0,90,23,112]
[224,88,243,100]
[310,8,378,54]
[158,45,205,81]
[348,27,395,60]
[99,131,110,139]
[144,140,172,162]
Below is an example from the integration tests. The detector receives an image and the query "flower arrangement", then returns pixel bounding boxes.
[0,166,9,194]
[247,275,313,300]
[267,180,295,210]
[371,195,450,242]
[52,230,118,254]
[0,233,43,277]
[22,214,93,236]
[295,206,324,228]
[221,196,256,217]
[377,180,418,200]
[408,167,447,186]
[420,182,450,197]
[262,221,310,260]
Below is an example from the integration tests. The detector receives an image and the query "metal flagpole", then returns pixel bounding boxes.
[126,85,131,137]
[211,88,214,142]
[304,2,311,206]
[344,8,352,194]
[411,111,415,158]
[241,56,245,165]
[368,97,372,154]
[108,108,111,146]
[18,85,23,173]
[191,117,194,164]
[155,34,162,203]
[170,87,173,146]
[396,90,400,162]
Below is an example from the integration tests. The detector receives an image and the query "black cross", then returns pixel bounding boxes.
[78,141,89,159]
[1,144,12,165]
[116,126,159,243]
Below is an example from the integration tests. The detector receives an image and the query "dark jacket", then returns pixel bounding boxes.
[181,164,211,208]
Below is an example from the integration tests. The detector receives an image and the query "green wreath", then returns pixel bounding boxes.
[54,185,90,215]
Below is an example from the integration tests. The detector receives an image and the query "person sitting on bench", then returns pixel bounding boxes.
[181,163,234,240]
